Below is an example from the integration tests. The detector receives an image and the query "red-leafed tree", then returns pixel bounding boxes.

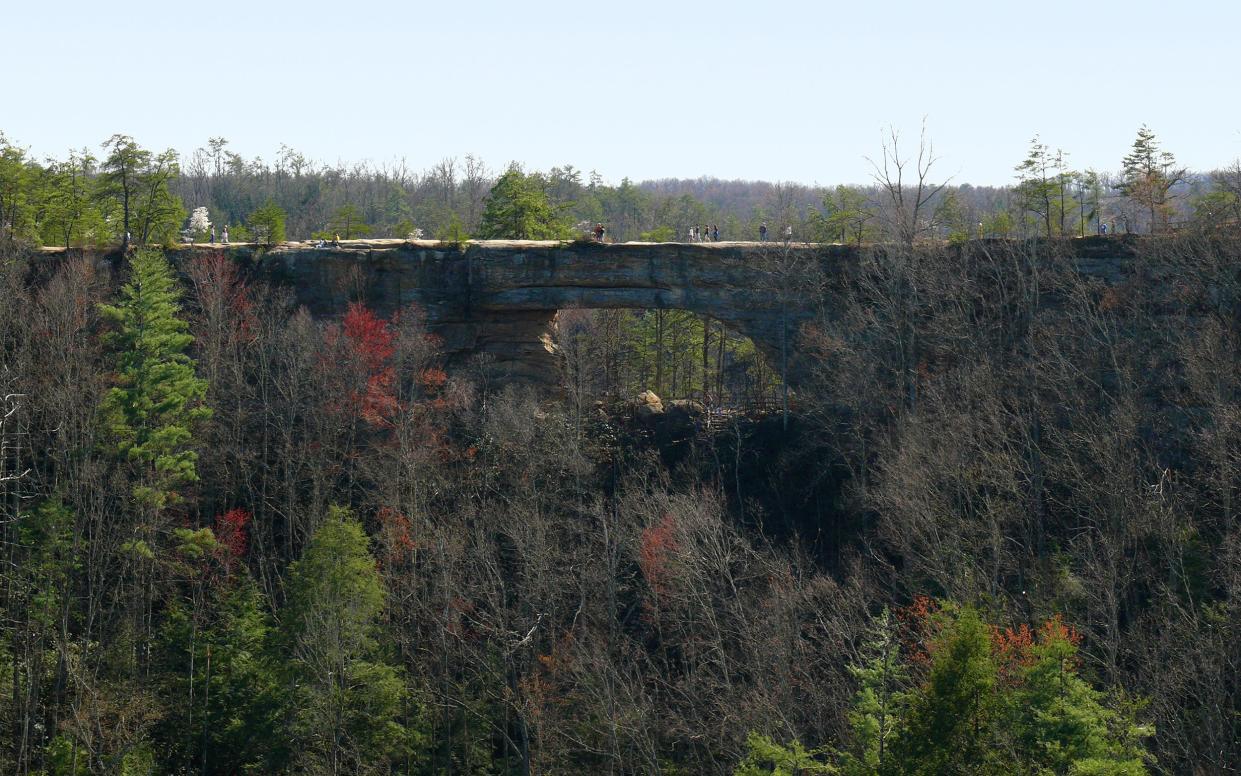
[894,594,940,667]
[214,507,251,568]
[324,302,400,428]
[343,303,395,373]
[187,252,257,348]
[638,513,681,606]
[375,505,415,565]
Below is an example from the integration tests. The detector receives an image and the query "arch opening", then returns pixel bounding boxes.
[553,308,784,409]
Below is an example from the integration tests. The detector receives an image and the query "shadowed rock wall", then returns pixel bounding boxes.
[245,239,851,383]
[136,236,1147,388]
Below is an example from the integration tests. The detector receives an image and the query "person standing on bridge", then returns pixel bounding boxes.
[222,225,229,244]
[759,222,768,241]
[712,225,719,241]
[689,226,697,241]
[784,224,793,242]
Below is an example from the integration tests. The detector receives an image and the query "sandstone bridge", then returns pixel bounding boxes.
[239,239,851,385]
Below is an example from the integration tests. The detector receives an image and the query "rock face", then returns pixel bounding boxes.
[165,236,1142,389]
[234,239,850,385]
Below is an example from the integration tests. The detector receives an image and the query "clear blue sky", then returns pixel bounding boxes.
[6,0,1239,185]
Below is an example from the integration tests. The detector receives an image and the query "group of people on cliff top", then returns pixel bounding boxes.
[592,221,796,244]
[758,222,794,242]
[689,222,794,242]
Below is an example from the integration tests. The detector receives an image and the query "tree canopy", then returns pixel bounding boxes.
[477,165,573,239]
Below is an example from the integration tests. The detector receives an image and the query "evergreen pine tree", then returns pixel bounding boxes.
[1005,619,1150,774]
[869,606,1152,776]
[324,204,371,240]
[100,248,211,510]
[284,506,420,774]
[478,165,572,240]
[733,732,833,776]
[99,247,211,685]
[247,199,287,246]
[1120,125,1184,233]
[886,606,1003,775]
[838,608,907,776]
[156,560,285,774]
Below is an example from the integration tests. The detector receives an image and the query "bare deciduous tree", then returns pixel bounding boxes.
[867,121,951,246]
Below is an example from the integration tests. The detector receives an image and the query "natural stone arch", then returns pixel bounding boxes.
[244,239,847,386]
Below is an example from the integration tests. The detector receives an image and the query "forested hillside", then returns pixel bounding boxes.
[2,228,1239,774]
[3,124,1241,774]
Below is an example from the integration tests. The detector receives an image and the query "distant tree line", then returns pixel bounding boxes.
[2,127,1239,251]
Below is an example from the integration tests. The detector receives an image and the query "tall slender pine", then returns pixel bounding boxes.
[100,248,212,676]
[100,248,210,510]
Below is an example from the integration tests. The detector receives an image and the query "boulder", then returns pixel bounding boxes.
[635,390,664,418]
[667,399,705,417]
[662,399,705,435]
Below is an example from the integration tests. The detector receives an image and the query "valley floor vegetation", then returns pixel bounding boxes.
[1,228,1238,774]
